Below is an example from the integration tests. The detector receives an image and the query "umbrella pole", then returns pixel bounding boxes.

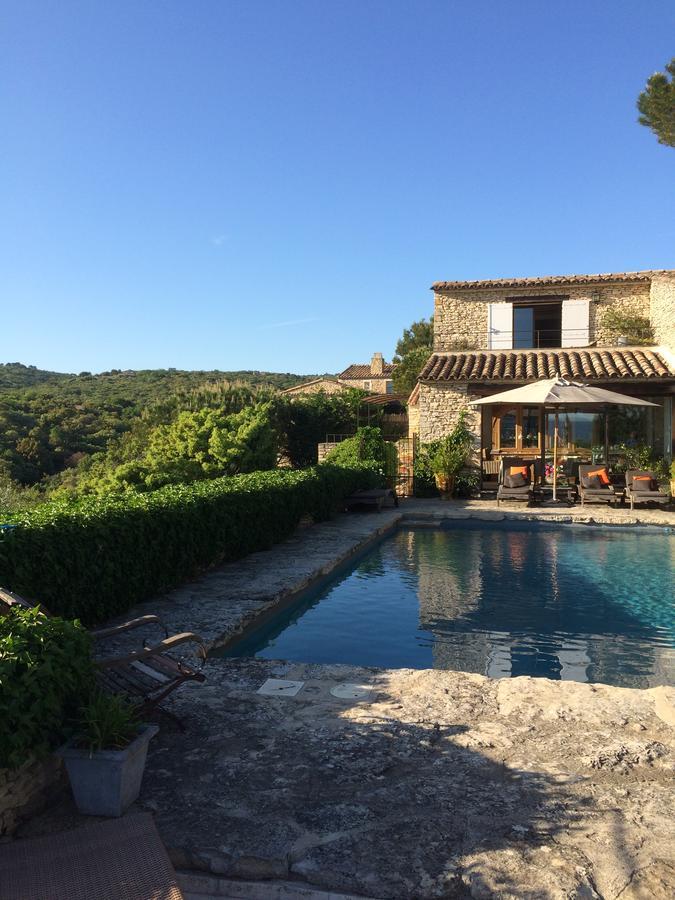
[604,409,609,466]
[553,411,559,502]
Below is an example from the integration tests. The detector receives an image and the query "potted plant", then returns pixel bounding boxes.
[431,443,466,498]
[430,411,474,499]
[60,691,158,817]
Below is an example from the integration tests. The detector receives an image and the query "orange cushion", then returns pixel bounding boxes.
[587,468,610,485]
[509,466,529,477]
[633,475,651,483]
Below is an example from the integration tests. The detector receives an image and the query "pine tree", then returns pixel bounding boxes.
[637,57,675,148]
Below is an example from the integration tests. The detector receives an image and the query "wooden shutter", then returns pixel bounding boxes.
[488,303,513,349]
[561,299,590,347]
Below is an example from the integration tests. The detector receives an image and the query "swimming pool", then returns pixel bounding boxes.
[224,522,675,688]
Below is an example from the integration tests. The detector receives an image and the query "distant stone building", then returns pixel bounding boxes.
[337,352,396,394]
[416,270,675,463]
[280,378,348,397]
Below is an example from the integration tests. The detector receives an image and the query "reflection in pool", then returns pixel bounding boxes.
[223,523,675,688]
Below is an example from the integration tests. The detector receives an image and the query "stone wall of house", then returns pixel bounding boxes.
[418,383,482,462]
[0,754,64,836]
[408,401,420,437]
[433,282,652,351]
[338,377,393,393]
[650,274,675,350]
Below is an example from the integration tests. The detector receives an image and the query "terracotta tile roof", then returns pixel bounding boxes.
[338,363,396,379]
[420,348,675,382]
[280,378,343,394]
[431,270,675,292]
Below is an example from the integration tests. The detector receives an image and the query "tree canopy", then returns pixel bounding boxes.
[391,316,434,395]
[637,57,675,147]
[393,317,434,361]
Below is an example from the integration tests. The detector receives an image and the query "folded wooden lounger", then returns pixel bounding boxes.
[344,488,399,511]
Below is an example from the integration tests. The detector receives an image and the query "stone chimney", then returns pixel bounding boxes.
[370,352,384,375]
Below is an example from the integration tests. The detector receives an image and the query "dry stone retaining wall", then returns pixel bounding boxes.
[0,754,64,836]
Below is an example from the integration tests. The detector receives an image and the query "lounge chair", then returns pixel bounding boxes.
[577,464,622,508]
[497,457,536,506]
[345,488,399,511]
[0,587,206,726]
[625,469,670,511]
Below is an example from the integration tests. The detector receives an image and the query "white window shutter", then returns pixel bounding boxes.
[561,299,590,347]
[488,303,513,349]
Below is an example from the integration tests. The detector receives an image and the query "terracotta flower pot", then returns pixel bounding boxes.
[434,474,456,499]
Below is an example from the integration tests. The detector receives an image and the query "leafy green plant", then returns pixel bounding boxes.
[76,691,140,754]
[0,464,380,625]
[0,607,93,768]
[325,427,396,477]
[600,309,654,345]
[429,411,474,478]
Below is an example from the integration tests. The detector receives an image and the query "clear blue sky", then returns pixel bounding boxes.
[2,1,673,375]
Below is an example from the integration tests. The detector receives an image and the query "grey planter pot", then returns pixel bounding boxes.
[60,724,159,817]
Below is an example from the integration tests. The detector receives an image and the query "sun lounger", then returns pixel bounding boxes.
[0,812,183,900]
[345,488,399,511]
[0,587,206,726]
[497,457,536,506]
[625,469,669,510]
[577,465,622,508]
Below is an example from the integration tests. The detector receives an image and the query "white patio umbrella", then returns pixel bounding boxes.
[470,377,658,501]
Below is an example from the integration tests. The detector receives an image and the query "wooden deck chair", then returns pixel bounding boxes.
[497,457,536,506]
[577,464,622,508]
[625,469,669,511]
[0,587,206,728]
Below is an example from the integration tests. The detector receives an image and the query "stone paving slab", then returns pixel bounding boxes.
[146,659,674,899]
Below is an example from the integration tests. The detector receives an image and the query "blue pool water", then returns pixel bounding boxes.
[224,523,675,688]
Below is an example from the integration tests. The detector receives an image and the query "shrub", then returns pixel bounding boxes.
[0,465,380,625]
[326,427,397,477]
[601,310,654,345]
[0,607,93,768]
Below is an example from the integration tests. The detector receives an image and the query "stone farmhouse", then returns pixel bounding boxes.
[282,352,396,397]
[337,352,396,394]
[415,270,675,466]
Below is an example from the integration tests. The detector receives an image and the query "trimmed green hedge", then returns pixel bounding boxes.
[0,465,380,625]
[0,607,93,768]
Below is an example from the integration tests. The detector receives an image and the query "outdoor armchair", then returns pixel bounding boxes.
[577,464,622,508]
[624,469,669,510]
[497,457,536,506]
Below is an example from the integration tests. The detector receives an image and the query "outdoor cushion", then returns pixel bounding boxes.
[587,468,610,485]
[631,476,657,492]
[581,474,604,489]
[509,465,529,478]
[504,472,527,488]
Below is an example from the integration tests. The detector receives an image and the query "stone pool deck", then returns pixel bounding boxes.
[17,500,675,899]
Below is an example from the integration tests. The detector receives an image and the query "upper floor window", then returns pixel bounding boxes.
[488,297,590,350]
[513,301,562,348]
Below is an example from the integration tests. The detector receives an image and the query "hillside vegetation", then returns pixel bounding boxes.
[0,362,323,488]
